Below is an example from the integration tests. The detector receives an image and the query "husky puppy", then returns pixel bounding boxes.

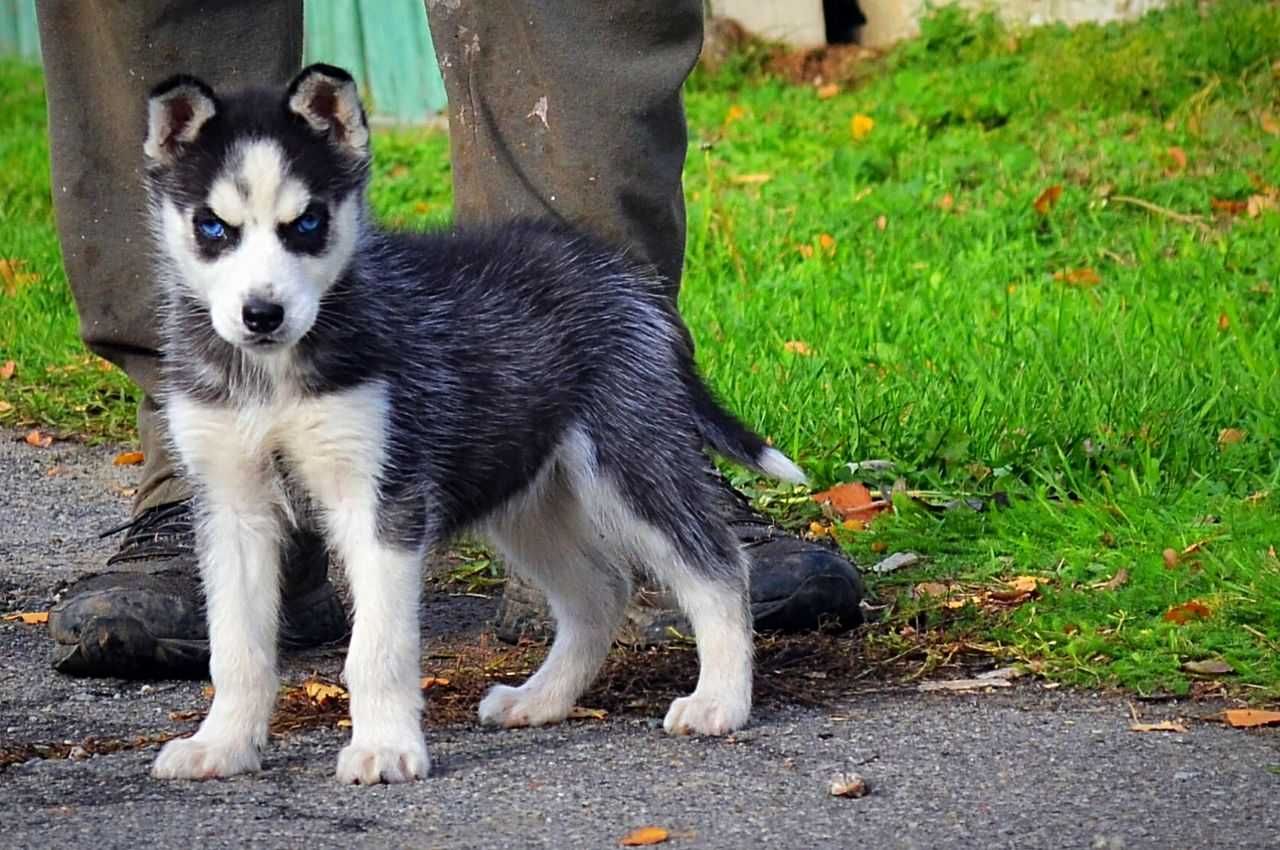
[144,64,806,784]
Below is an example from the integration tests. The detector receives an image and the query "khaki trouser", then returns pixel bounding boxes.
[36,0,701,514]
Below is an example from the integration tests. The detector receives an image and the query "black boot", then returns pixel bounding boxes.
[48,500,348,678]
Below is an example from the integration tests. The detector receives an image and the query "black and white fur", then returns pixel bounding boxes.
[144,65,806,785]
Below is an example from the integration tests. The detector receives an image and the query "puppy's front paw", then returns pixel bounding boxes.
[336,737,429,785]
[478,684,571,729]
[151,736,261,780]
[663,693,750,737]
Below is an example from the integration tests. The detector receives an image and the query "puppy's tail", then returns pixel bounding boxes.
[688,375,808,485]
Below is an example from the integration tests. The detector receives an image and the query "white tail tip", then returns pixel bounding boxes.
[758,447,807,485]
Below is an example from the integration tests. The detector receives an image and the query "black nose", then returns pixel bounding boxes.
[242,297,285,334]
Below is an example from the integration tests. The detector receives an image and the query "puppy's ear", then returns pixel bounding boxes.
[286,64,369,160]
[144,75,218,165]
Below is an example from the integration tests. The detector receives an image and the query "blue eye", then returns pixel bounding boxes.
[295,212,321,234]
[197,217,226,240]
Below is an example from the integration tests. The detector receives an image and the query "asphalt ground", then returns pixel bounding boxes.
[2,434,1278,849]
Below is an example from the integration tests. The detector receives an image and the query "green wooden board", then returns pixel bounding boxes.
[2,0,447,124]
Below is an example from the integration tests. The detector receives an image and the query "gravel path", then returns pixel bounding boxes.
[2,434,1278,849]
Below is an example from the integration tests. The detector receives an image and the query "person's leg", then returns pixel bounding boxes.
[426,0,864,640]
[426,0,697,294]
[37,0,346,677]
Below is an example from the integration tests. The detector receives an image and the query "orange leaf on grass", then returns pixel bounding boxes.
[0,258,40,296]
[1053,268,1101,287]
[620,826,670,846]
[1211,198,1248,216]
[850,114,875,140]
[783,340,813,356]
[0,360,14,380]
[1163,600,1212,625]
[1033,185,1062,215]
[1165,146,1188,173]
[1218,428,1246,447]
[816,83,840,99]
[811,482,889,521]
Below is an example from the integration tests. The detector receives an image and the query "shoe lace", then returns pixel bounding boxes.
[709,467,782,548]
[99,500,197,565]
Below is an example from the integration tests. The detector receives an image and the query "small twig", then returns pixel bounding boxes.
[1111,194,1212,233]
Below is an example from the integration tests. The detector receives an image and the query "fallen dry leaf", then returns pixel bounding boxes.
[1033,185,1063,215]
[0,258,40,296]
[829,772,870,798]
[729,173,772,186]
[302,679,347,705]
[2,611,49,625]
[1053,268,1102,287]
[167,709,202,722]
[1247,193,1276,218]
[1218,428,1246,447]
[1162,548,1180,568]
[0,360,14,380]
[919,678,1013,692]
[1211,198,1249,216]
[1165,146,1188,174]
[1163,600,1212,625]
[1181,538,1213,556]
[619,826,670,846]
[1182,658,1233,676]
[1262,111,1280,136]
[0,400,12,416]
[1218,313,1231,332]
[1091,568,1130,591]
[914,581,953,598]
[810,481,889,521]
[724,104,746,125]
[1222,709,1280,729]
[850,113,875,140]
[45,465,70,478]
[113,450,145,466]
[24,429,52,449]
[1130,720,1187,733]
[937,193,954,212]
[875,215,887,231]
[816,83,840,99]
[419,676,450,690]
[872,551,921,574]
[987,575,1046,603]
[566,706,608,721]
[818,233,837,255]
[783,340,813,356]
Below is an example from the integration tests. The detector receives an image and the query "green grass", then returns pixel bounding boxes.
[2,0,1278,697]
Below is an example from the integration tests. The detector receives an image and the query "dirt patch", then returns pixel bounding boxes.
[764,43,882,87]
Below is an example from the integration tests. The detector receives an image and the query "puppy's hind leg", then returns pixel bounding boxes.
[479,472,629,728]
[605,477,753,736]
[153,402,283,780]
